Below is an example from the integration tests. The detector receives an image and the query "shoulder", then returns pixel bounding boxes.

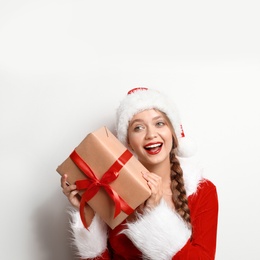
[198,178,217,193]
[192,178,218,205]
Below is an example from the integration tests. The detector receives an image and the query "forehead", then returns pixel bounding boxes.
[130,109,166,121]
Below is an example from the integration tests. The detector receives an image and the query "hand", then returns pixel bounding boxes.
[142,171,163,210]
[60,174,81,209]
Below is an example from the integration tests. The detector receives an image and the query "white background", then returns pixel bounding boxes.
[0,1,259,259]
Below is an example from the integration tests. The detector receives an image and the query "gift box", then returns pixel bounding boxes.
[57,126,151,229]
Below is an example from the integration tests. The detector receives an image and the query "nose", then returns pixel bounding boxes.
[145,127,157,139]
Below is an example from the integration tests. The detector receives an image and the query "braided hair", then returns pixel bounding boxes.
[169,127,191,226]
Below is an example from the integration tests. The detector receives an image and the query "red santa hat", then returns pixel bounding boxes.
[116,87,197,157]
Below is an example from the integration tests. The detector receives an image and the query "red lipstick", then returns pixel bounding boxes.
[144,142,162,155]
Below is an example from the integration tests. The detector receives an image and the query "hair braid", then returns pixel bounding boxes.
[170,147,191,225]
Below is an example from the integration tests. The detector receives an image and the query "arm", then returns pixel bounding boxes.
[173,180,218,259]
[61,174,111,259]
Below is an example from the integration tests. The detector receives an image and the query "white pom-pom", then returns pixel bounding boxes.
[176,137,197,157]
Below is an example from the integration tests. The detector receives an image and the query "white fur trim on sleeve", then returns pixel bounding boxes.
[69,210,108,259]
[122,200,191,260]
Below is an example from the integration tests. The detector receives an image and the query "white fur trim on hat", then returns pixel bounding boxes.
[116,88,196,157]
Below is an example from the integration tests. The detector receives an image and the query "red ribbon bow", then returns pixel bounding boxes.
[70,149,134,229]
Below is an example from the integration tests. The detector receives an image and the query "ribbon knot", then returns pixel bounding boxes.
[70,149,134,229]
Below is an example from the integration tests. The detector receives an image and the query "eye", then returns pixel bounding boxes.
[133,124,145,132]
[156,121,165,127]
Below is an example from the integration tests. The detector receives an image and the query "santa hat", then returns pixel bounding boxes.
[115,87,197,157]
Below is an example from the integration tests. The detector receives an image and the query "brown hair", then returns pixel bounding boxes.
[170,132,191,225]
[161,111,191,225]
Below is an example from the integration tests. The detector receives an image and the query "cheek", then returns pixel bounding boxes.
[128,133,142,150]
[165,139,173,154]
[128,138,138,151]
[164,131,174,152]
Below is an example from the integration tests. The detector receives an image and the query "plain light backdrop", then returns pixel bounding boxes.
[0,1,259,259]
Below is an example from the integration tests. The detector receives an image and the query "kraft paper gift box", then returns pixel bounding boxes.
[56,126,151,229]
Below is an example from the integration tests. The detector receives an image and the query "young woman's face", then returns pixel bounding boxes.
[127,109,173,167]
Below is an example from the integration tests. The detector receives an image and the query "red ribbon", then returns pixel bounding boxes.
[70,149,134,229]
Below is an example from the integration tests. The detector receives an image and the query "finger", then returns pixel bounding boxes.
[62,185,70,195]
[68,189,79,199]
[145,176,161,188]
[142,171,153,182]
[63,184,77,195]
[146,180,154,190]
[147,173,161,182]
[142,172,161,182]
[61,174,68,188]
[146,179,160,193]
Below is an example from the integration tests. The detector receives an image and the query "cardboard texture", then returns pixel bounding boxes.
[57,126,151,229]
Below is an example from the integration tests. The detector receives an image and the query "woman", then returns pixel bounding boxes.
[61,87,218,259]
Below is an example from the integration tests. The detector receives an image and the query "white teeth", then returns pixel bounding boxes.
[145,143,161,149]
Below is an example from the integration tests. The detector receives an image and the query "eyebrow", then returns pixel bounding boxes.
[129,115,164,127]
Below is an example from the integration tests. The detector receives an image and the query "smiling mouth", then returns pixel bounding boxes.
[144,143,163,154]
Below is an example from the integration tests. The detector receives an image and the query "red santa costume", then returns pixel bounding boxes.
[68,88,218,260]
